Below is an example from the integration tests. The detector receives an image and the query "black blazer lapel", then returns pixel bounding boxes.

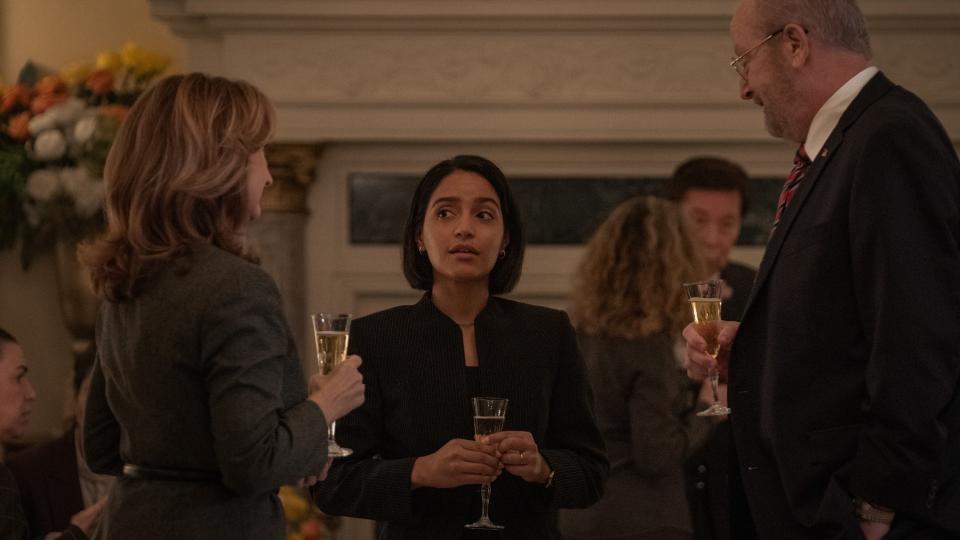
[741,72,896,320]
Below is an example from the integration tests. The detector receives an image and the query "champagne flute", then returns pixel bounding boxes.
[465,396,508,530]
[311,312,354,457]
[683,280,731,417]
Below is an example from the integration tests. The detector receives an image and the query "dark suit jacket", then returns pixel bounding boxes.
[560,332,712,539]
[84,244,329,540]
[312,294,609,539]
[729,72,960,538]
[6,430,84,538]
[720,262,755,322]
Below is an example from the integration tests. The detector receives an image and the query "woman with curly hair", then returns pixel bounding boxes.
[78,73,365,540]
[560,196,719,540]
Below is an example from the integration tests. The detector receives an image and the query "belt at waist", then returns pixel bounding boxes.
[122,464,221,482]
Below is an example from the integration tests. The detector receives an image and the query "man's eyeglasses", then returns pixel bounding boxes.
[729,28,784,80]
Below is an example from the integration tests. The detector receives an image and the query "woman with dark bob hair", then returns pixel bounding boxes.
[312,155,608,538]
[78,73,365,540]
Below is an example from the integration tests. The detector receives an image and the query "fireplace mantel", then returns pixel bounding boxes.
[150,0,959,144]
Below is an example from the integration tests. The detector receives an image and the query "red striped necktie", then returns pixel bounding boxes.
[771,145,811,234]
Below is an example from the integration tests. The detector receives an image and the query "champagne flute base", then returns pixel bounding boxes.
[327,441,353,458]
[696,403,731,417]
[464,518,504,530]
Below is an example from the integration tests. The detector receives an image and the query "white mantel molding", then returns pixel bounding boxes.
[150,0,960,144]
[152,0,960,32]
[268,104,960,144]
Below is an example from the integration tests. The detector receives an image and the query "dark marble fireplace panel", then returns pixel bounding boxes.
[349,173,781,246]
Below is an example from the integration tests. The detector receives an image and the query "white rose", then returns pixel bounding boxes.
[74,178,105,217]
[31,129,68,161]
[25,169,62,202]
[73,116,98,144]
[28,98,87,135]
[60,167,104,217]
[60,166,89,197]
[28,110,58,135]
[51,97,86,126]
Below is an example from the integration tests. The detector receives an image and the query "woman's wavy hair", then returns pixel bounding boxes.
[570,196,706,339]
[80,73,274,302]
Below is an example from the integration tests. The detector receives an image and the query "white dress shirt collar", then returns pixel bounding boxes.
[804,66,879,161]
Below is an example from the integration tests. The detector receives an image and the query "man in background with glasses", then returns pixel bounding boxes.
[684,1,960,539]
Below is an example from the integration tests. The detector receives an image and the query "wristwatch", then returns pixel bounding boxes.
[853,497,895,524]
[543,469,556,489]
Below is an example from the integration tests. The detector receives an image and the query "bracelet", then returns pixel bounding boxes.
[853,497,895,525]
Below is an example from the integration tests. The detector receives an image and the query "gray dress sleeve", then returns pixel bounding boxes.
[200,266,329,495]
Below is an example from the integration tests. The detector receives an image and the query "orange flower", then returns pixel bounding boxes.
[6,111,31,140]
[2,84,32,112]
[34,75,67,97]
[99,104,129,123]
[299,519,323,540]
[85,69,114,95]
[30,75,69,114]
[29,92,68,114]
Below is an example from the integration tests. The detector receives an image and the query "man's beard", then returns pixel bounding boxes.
[761,61,805,143]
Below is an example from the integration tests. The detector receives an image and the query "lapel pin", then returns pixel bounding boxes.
[821,148,829,158]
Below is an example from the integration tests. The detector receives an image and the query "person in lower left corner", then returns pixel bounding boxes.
[7,344,111,540]
[0,328,37,540]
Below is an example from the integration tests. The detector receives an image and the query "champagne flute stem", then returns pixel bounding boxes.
[328,420,337,446]
[709,367,721,404]
[480,482,492,520]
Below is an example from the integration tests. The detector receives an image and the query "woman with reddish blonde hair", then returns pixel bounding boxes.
[561,196,718,540]
[79,73,364,540]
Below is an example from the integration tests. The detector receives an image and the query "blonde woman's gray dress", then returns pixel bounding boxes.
[84,244,329,539]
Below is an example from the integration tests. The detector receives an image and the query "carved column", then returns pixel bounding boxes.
[248,143,319,360]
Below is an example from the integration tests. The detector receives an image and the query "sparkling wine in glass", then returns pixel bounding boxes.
[684,280,731,417]
[465,396,508,530]
[311,312,353,457]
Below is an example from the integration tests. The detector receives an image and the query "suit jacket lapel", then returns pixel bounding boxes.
[741,72,896,320]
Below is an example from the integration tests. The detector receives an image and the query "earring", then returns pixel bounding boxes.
[499,249,506,259]
[418,245,426,254]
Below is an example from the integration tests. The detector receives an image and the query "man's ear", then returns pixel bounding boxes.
[783,22,811,68]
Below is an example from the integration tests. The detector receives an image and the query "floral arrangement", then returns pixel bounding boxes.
[0,42,169,268]
[279,485,336,540]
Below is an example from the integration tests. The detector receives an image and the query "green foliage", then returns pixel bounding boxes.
[0,147,29,250]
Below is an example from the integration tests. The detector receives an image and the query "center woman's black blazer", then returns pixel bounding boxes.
[312,294,608,539]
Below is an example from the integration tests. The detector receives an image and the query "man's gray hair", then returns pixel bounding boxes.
[756,0,872,58]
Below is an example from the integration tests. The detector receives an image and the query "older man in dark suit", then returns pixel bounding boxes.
[684,1,960,539]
